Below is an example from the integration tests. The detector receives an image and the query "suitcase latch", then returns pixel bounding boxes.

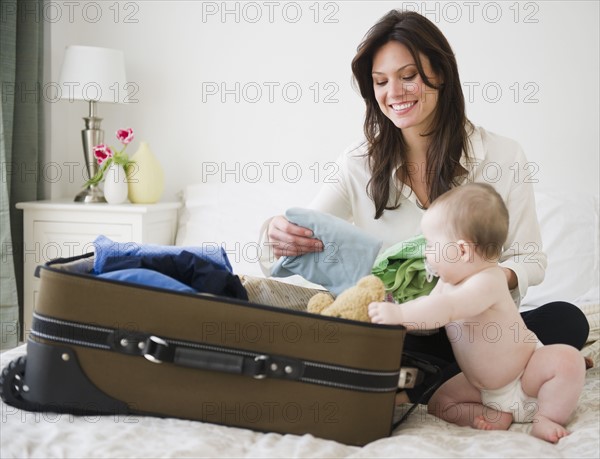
[398,367,422,389]
[252,355,302,380]
[252,355,269,379]
[143,336,170,364]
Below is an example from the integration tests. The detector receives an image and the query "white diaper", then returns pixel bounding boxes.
[480,341,544,423]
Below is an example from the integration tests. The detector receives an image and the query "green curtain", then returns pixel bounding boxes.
[1,0,45,349]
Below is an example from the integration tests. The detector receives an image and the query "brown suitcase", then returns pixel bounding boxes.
[1,253,406,446]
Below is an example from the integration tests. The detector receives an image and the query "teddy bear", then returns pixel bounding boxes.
[307,275,386,322]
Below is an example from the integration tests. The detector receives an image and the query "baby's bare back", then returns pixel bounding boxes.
[448,293,538,390]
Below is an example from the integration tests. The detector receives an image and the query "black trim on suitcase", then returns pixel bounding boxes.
[32,312,400,393]
[0,340,132,416]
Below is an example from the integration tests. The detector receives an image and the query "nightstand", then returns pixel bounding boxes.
[16,199,182,339]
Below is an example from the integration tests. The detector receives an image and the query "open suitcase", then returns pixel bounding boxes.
[1,253,410,446]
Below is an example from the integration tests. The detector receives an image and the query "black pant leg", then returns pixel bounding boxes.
[402,330,457,403]
[521,301,590,349]
[403,330,456,363]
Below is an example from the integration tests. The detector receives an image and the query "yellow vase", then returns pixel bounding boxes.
[126,141,165,204]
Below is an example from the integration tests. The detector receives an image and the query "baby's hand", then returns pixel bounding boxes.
[368,302,404,325]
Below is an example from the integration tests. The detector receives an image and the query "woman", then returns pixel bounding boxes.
[264,10,589,403]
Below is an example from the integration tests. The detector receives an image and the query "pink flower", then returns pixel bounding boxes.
[93,144,113,165]
[116,128,134,145]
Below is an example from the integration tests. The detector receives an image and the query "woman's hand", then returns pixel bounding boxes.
[267,215,324,258]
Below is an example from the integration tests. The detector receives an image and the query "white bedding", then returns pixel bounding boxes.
[1,304,598,458]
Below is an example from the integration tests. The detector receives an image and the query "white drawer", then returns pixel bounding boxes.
[31,221,133,263]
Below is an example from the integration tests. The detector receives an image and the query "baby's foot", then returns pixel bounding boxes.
[473,416,493,430]
[531,415,570,443]
[472,412,512,431]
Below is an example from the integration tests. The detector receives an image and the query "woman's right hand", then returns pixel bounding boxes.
[267,215,324,258]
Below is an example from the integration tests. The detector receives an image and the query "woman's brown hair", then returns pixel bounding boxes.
[351,10,472,218]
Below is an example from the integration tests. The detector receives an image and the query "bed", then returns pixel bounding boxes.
[1,186,599,458]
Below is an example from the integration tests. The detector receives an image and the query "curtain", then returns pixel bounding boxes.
[0,0,45,349]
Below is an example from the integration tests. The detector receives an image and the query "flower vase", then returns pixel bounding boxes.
[126,141,165,204]
[103,163,129,204]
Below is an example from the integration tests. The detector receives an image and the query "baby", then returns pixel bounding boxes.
[368,183,586,443]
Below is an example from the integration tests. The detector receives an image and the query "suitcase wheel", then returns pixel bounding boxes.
[0,356,38,411]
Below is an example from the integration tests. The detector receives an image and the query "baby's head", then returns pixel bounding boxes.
[422,183,509,280]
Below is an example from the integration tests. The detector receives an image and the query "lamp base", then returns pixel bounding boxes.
[76,101,106,203]
[74,185,106,203]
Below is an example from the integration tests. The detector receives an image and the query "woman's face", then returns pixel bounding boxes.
[372,41,440,135]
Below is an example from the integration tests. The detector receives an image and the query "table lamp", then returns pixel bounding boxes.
[58,45,127,203]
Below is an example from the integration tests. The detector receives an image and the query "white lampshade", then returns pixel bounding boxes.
[58,45,127,103]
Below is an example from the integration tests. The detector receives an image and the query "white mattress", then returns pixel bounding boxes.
[2,303,598,458]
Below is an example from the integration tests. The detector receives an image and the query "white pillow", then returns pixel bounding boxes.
[175,180,320,277]
[522,191,599,307]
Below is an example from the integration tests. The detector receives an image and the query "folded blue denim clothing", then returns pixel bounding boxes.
[271,208,383,296]
[93,235,233,274]
[97,251,248,300]
[98,268,198,294]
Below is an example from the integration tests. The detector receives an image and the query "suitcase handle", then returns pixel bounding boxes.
[136,335,302,380]
[143,335,247,373]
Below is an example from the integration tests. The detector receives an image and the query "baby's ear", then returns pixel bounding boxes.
[456,239,474,262]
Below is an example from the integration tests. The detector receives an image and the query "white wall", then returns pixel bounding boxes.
[42,0,599,200]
